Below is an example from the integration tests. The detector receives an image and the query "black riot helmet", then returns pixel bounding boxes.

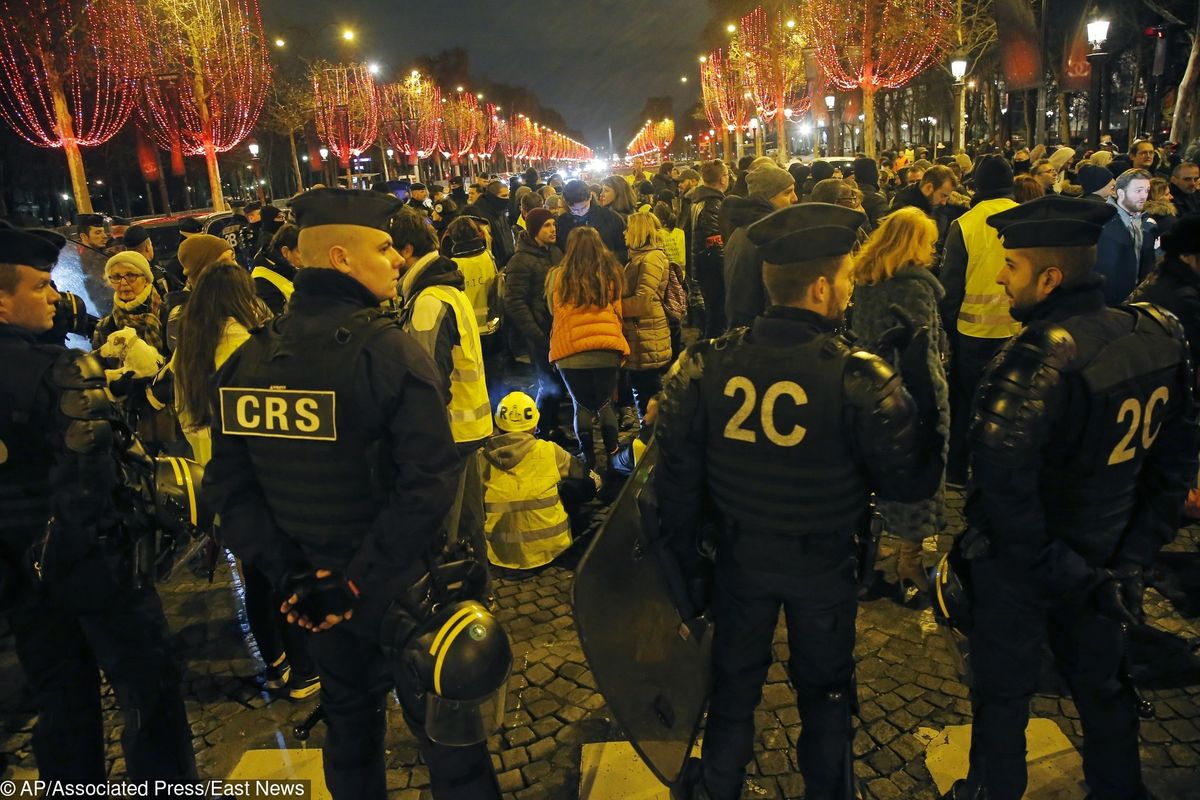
[154,456,212,538]
[931,551,973,635]
[384,599,512,746]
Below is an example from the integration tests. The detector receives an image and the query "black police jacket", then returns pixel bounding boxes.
[1127,255,1200,366]
[203,269,462,598]
[967,279,1199,599]
[655,306,943,552]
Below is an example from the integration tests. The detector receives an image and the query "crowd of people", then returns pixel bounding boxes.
[1,131,1199,800]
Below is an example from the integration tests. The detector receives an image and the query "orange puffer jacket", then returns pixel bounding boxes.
[546,267,630,362]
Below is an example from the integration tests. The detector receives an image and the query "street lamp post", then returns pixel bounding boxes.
[950,56,968,153]
[825,94,838,156]
[318,147,330,186]
[1086,15,1110,149]
[248,142,265,203]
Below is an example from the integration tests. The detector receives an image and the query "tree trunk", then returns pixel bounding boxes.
[49,75,93,214]
[1170,19,1200,145]
[722,129,731,162]
[863,87,878,158]
[775,113,789,164]
[1058,92,1071,144]
[289,130,304,192]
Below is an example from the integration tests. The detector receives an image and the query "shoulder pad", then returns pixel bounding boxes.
[1128,301,1187,343]
[51,349,106,389]
[970,323,1074,465]
[710,326,748,351]
[664,339,709,386]
[844,349,898,388]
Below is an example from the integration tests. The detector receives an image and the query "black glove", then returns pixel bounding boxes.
[1093,564,1145,627]
[876,304,936,422]
[283,570,360,623]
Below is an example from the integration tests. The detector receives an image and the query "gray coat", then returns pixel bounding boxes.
[850,264,950,541]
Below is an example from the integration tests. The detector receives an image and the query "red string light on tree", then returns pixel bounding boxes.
[477,102,501,159]
[802,0,952,156]
[135,0,270,211]
[439,89,478,165]
[735,5,811,161]
[381,71,440,167]
[0,0,144,213]
[312,62,379,169]
[700,46,752,156]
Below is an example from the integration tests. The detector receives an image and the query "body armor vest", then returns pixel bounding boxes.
[700,330,867,536]
[1041,305,1188,564]
[217,308,397,570]
[0,335,59,542]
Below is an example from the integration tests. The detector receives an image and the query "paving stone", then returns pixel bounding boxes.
[756,749,789,776]
[527,737,556,763]
[497,768,525,793]
[504,726,536,748]
[524,663,555,687]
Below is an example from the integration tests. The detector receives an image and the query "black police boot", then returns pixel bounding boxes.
[940,779,986,800]
[670,757,712,800]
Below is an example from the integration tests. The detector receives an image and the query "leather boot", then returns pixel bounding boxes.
[896,538,930,594]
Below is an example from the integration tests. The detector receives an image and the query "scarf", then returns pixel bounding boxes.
[110,284,165,353]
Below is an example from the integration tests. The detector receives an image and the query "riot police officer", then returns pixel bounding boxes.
[203,188,503,799]
[0,226,196,786]
[656,203,945,800]
[943,196,1199,800]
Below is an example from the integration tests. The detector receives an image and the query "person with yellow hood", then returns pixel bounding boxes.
[478,392,600,570]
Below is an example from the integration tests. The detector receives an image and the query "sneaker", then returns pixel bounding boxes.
[262,655,290,690]
[288,672,321,700]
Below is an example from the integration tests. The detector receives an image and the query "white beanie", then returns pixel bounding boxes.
[104,250,153,283]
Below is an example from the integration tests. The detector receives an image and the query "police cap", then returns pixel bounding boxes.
[291,187,404,231]
[746,202,866,264]
[76,213,104,228]
[0,223,66,271]
[178,217,204,234]
[986,194,1117,249]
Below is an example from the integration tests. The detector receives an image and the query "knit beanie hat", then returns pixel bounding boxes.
[122,225,151,250]
[104,251,154,283]
[524,208,555,240]
[677,168,700,183]
[953,153,974,175]
[747,164,795,199]
[1078,164,1115,195]
[177,233,233,277]
[1048,146,1075,172]
[810,161,835,181]
[972,154,1014,198]
[853,157,879,187]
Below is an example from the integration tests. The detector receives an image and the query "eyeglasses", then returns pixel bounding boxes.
[108,273,145,285]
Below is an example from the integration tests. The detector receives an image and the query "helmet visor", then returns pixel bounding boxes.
[424,682,508,746]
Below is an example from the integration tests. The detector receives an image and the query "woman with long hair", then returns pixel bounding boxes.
[172,261,319,699]
[1146,176,1179,243]
[621,212,672,421]
[597,175,637,218]
[545,227,629,469]
[851,207,950,601]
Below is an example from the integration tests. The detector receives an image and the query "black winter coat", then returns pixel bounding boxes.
[466,193,515,267]
[720,196,776,329]
[503,234,563,349]
[688,185,725,278]
[555,201,627,262]
[1127,255,1200,365]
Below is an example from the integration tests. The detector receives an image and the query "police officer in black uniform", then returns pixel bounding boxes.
[203,188,501,799]
[656,203,946,800]
[943,196,1199,800]
[0,226,196,787]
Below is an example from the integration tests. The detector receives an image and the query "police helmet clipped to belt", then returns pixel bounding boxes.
[148,456,213,581]
[931,551,973,636]
[382,600,513,746]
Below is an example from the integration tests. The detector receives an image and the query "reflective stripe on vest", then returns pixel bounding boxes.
[251,266,295,301]
[479,441,572,569]
[422,285,493,443]
[450,251,498,329]
[957,197,1022,339]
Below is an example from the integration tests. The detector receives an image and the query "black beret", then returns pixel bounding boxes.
[111,216,132,226]
[746,203,866,264]
[178,217,204,234]
[986,195,1117,249]
[76,213,104,228]
[0,226,67,270]
[410,182,427,191]
[244,201,262,214]
[291,187,404,231]
[123,225,150,249]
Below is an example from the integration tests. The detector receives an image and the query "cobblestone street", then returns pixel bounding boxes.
[3,489,1200,799]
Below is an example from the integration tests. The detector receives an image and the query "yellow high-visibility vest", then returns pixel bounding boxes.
[250,266,295,301]
[957,197,1023,339]
[421,285,493,443]
[450,250,498,333]
[478,441,572,569]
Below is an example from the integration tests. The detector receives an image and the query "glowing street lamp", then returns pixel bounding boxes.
[1086,15,1110,148]
[247,142,264,202]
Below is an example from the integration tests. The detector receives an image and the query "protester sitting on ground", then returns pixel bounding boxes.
[477,392,601,570]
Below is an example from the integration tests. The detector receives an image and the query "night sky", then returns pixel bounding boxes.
[261,0,711,153]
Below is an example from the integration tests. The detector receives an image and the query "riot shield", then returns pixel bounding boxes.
[572,441,712,788]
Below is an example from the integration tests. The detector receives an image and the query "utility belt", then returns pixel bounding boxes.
[720,519,857,576]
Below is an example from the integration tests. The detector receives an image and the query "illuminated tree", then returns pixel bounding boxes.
[732,5,810,163]
[381,71,440,171]
[0,0,143,214]
[136,0,269,212]
[311,62,379,180]
[261,74,314,193]
[700,47,751,160]
[803,0,953,157]
[439,89,479,168]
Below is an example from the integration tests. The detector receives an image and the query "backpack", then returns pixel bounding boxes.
[664,260,687,322]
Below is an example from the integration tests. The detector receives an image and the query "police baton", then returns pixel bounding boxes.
[856,500,884,590]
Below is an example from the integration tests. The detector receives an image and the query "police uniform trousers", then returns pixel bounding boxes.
[702,531,858,800]
[966,557,1143,800]
[946,335,1006,485]
[304,613,500,800]
[5,572,195,787]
